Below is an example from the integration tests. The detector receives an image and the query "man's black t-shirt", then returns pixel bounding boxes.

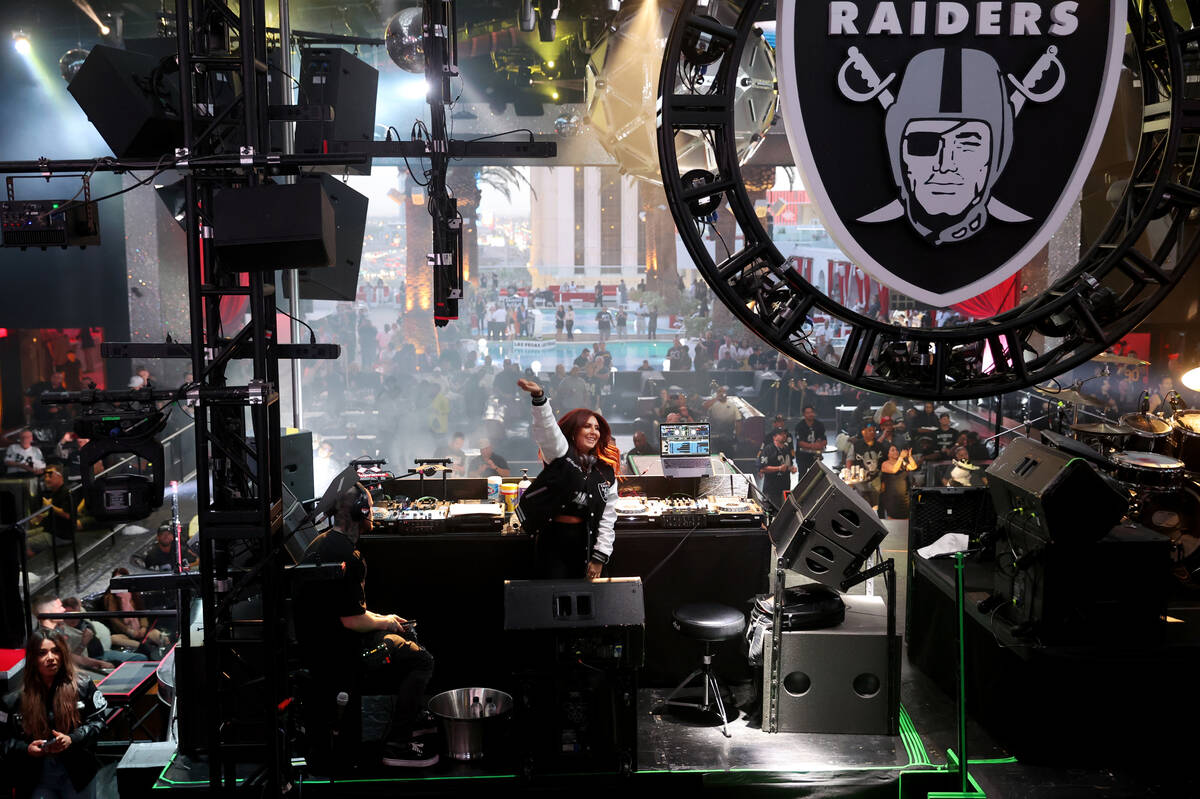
[296,530,368,668]
[43,485,76,540]
[479,453,510,477]
[849,438,889,477]
[794,419,827,462]
[934,427,959,452]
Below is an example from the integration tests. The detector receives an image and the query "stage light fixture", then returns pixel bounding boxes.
[1183,366,1200,392]
[12,31,32,57]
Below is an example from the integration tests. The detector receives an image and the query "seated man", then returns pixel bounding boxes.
[144,522,198,571]
[296,484,437,768]
[470,438,511,478]
[4,429,45,477]
[25,466,76,558]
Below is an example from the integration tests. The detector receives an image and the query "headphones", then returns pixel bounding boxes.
[348,483,371,521]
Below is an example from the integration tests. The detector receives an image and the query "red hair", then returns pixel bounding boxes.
[558,407,621,475]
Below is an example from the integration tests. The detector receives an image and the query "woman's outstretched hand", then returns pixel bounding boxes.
[517,379,543,395]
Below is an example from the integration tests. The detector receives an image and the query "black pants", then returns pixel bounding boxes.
[358,630,435,742]
[534,520,590,579]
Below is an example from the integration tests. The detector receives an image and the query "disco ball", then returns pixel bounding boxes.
[584,2,777,184]
[59,48,90,83]
[385,6,425,74]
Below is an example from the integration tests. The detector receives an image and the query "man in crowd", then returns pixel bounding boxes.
[846,422,888,510]
[625,430,656,473]
[794,405,827,473]
[26,466,76,556]
[296,485,437,767]
[595,308,613,342]
[932,413,959,460]
[436,432,467,475]
[144,522,198,571]
[573,347,592,370]
[758,429,796,509]
[704,385,740,456]
[4,429,45,476]
[763,415,793,457]
[471,438,511,478]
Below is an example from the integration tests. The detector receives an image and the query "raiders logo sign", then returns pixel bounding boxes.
[777,1,1127,306]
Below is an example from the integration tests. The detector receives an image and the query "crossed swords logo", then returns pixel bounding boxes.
[836,44,1066,229]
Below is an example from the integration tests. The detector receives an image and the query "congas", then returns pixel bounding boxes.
[1120,413,1174,455]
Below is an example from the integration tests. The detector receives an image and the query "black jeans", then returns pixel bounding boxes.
[534,520,590,579]
[358,630,435,742]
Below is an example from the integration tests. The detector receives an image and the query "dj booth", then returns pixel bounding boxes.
[357,471,770,690]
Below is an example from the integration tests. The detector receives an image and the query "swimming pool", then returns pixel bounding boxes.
[475,339,681,371]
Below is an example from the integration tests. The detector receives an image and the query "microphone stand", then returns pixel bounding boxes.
[718,452,778,517]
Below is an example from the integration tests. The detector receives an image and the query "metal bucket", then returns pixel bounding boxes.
[428,688,512,760]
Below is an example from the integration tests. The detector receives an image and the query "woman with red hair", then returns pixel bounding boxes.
[518,377,620,579]
[1,628,108,798]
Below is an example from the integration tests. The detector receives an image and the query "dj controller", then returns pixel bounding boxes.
[370,498,505,534]
[612,495,766,530]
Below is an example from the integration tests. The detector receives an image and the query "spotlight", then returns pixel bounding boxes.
[680,169,723,218]
[12,30,31,57]
[551,89,560,101]
[546,59,555,69]
[99,23,110,36]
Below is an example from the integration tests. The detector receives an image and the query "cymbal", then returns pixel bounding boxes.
[1069,422,1133,436]
[1032,386,1106,407]
[1092,352,1149,366]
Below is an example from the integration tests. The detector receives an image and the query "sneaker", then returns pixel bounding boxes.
[381,740,439,768]
[409,710,438,738]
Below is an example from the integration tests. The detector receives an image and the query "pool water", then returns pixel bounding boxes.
[477,339,680,372]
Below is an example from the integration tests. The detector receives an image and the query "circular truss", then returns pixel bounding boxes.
[657,0,1199,400]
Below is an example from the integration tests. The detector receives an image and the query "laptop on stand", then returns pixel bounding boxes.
[659,423,713,478]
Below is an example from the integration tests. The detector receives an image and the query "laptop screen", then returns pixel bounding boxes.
[660,423,711,457]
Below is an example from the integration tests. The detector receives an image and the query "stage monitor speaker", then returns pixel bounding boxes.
[764,595,897,734]
[996,523,1170,646]
[986,438,1127,544]
[293,49,377,176]
[282,175,368,301]
[213,182,335,271]
[68,45,183,159]
[771,462,887,585]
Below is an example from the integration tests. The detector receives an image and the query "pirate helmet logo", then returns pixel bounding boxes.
[777,2,1126,306]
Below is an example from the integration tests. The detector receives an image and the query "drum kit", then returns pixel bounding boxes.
[1038,375,1200,582]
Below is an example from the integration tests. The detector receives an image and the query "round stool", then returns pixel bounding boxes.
[666,602,745,737]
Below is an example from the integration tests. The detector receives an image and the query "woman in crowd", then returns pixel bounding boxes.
[101,568,168,654]
[1,628,108,798]
[879,445,919,519]
[517,377,620,579]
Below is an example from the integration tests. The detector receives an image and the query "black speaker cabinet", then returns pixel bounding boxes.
[294,49,378,176]
[67,45,183,158]
[772,462,888,584]
[513,667,638,775]
[763,595,897,734]
[213,182,335,271]
[909,485,997,553]
[281,429,314,501]
[282,175,368,301]
[995,522,1170,646]
[986,437,1127,544]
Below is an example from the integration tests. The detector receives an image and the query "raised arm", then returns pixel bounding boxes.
[518,379,568,461]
